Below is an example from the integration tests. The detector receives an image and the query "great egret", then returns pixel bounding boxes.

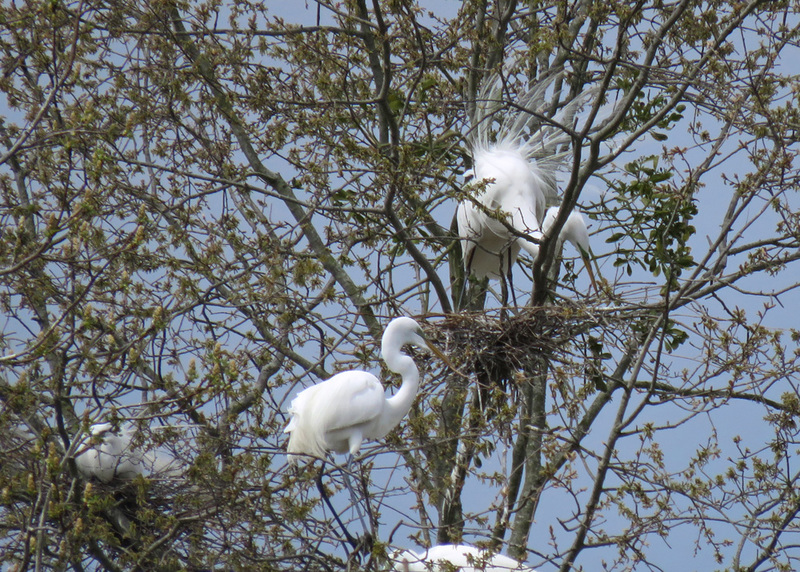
[392,544,536,572]
[285,316,452,462]
[538,205,599,292]
[75,422,180,483]
[458,72,595,305]
[285,317,452,548]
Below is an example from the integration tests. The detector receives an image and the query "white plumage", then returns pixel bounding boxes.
[75,422,181,483]
[542,206,591,251]
[457,144,546,280]
[458,72,596,290]
[285,317,451,463]
[392,544,537,572]
[533,206,598,290]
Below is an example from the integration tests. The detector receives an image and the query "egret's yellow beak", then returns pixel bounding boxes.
[424,339,457,371]
[581,253,598,294]
[577,247,604,296]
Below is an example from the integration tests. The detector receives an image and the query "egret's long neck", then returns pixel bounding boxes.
[378,347,419,437]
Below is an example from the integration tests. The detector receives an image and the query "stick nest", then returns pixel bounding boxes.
[426,304,605,392]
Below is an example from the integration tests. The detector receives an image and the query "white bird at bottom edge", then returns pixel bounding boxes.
[391,544,537,572]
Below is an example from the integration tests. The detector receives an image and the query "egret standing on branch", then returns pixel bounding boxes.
[284,317,454,547]
[285,317,452,463]
[457,71,597,306]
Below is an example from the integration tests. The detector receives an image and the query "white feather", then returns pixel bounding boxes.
[459,72,596,281]
[285,370,386,460]
[392,544,536,571]
[75,422,182,482]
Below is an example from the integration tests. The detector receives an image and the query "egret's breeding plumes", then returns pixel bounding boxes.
[392,544,537,571]
[457,72,596,304]
[285,316,452,463]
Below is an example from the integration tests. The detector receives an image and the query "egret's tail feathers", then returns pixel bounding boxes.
[286,422,327,465]
[285,388,329,464]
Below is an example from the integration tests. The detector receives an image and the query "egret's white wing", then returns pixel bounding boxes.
[75,447,115,483]
[313,371,385,432]
[457,200,479,266]
[286,370,385,459]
